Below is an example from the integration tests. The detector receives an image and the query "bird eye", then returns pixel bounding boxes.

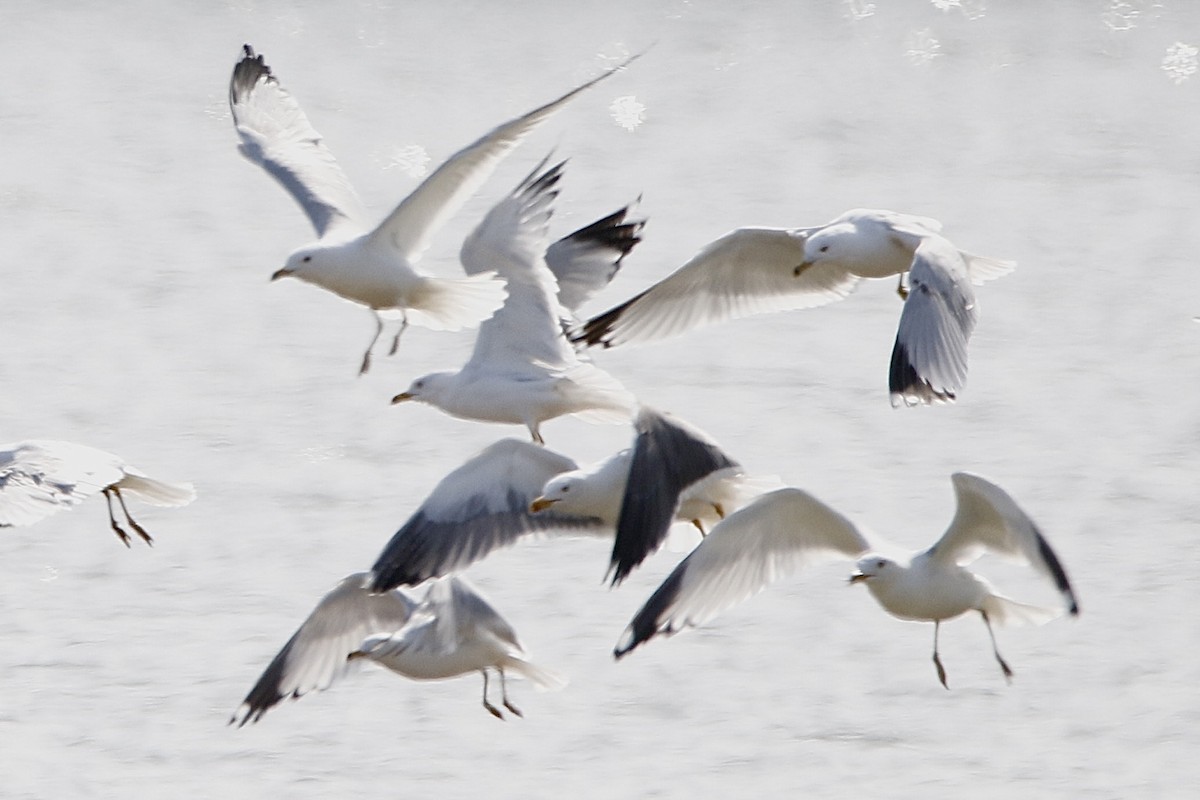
[562,486,570,493]
[818,245,829,253]
[302,255,312,263]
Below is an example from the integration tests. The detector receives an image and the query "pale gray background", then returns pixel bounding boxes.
[1,1,1196,797]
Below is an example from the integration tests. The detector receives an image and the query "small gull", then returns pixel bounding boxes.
[576,208,1014,405]
[615,473,1078,689]
[230,45,638,374]
[0,440,195,547]
[531,406,777,585]
[369,408,767,592]
[392,160,638,443]
[231,573,563,724]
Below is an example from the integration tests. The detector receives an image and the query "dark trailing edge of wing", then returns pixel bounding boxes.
[888,338,953,405]
[613,562,688,658]
[229,626,303,727]
[1034,524,1079,616]
[369,490,604,593]
[572,286,653,348]
[607,410,739,586]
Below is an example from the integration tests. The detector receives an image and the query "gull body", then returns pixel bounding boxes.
[229,45,637,373]
[616,473,1078,689]
[392,160,637,442]
[577,208,1014,405]
[232,574,562,723]
[0,439,195,546]
[352,577,565,719]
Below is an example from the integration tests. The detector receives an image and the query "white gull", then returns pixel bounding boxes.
[391,160,637,442]
[231,573,563,724]
[577,208,1013,405]
[0,440,195,547]
[230,45,637,374]
[615,473,1078,689]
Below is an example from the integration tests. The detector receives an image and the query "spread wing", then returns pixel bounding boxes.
[0,440,124,527]
[369,439,605,592]
[229,45,367,239]
[368,54,641,264]
[575,227,861,348]
[615,488,870,658]
[230,573,417,726]
[928,473,1078,615]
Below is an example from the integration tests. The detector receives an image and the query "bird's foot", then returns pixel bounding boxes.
[933,653,949,690]
[503,700,524,718]
[484,701,505,720]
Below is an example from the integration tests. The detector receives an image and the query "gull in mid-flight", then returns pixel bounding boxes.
[615,473,1078,689]
[368,408,767,593]
[230,573,562,724]
[392,160,637,443]
[0,440,196,546]
[576,209,1014,406]
[229,45,638,374]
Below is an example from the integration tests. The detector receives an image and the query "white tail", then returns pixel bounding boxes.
[117,473,197,507]
[504,656,568,692]
[405,272,508,331]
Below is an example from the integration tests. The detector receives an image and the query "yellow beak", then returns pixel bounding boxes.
[529,497,557,513]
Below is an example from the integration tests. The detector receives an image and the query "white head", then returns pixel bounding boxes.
[273,244,325,282]
[530,462,624,521]
[798,222,870,270]
[391,372,455,406]
[849,555,896,585]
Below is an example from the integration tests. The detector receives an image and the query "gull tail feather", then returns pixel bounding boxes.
[404,272,508,331]
[117,474,196,507]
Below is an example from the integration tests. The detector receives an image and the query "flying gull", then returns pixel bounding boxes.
[231,574,563,724]
[615,473,1078,689]
[576,209,1013,405]
[230,45,639,374]
[392,160,637,442]
[0,440,195,546]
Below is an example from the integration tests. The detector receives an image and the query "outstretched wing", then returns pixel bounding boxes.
[0,440,124,527]
[614,488,870,658]
[545,203,645,312]
[229,45,367,239]
[369,439,606,592]
[369,54,641,264]
[575,226,860,348]
[230,573,416,726]
[929,473,1078,615]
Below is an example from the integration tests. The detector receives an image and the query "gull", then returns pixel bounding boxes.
[575,209,1014,406]
[392,159,637,443]
[368,408,765,593]
[0,440,196,547]
[531,406,776,585]
[615,473,1078,689]
[352,576,565,719]
[229,45,638,374]
[230,574,563,724]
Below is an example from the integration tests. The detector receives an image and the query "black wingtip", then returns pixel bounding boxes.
[230,44,274,106]
[888,339,956,407]
[573,286,651,348]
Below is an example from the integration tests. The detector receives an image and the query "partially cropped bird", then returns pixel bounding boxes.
[615,473,1078,689]
[576,209,1013,406]
[0,440,195,546]
[229,44,638,374]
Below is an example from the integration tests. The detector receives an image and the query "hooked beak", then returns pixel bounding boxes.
[270,267,292,282]
[391,392,414,404]
[347,650,367,661]
[793,260,813,277]
[529,497,557,513]
[848,572,869,585]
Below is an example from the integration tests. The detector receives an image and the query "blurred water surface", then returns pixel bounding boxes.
[1,1,1197,797]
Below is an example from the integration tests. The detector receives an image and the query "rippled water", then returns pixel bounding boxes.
[1,2,1198,797]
